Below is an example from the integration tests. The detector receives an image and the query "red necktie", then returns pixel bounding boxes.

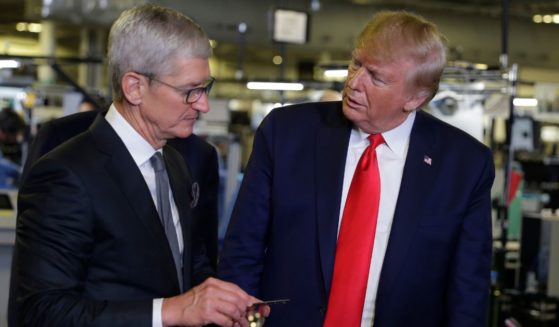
[324,134,384,327]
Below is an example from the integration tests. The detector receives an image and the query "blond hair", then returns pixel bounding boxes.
[357,11,447,101]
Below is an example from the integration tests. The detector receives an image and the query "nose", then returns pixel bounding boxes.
[191,93,210,113]
[346,67,365,90]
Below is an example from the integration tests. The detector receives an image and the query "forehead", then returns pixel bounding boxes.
[167,57,210,82]
[352,46,416,82]
[171,56,209,71]
[352,47,393,72]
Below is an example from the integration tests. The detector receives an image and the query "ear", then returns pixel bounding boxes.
[403,89,431,112]
[121,72,145,106]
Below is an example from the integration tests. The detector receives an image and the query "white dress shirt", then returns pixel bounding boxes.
[338,111,416,327]
[105,105,183,327]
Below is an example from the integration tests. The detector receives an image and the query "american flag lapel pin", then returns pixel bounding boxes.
[423,155,432,166]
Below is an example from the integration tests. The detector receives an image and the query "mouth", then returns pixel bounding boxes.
[182,114,198,121]
[344,95,363,109]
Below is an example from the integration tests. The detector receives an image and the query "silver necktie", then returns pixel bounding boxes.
[150,152,183,292]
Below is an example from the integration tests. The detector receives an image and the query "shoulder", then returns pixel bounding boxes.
[38,118,113,170]
[268,100,342,119]
[170,134,215,156]
[167,134,218,171]
[415,110,492,158]
[45,111,99,138]
[49,111,99,128]
[260,101,348,131]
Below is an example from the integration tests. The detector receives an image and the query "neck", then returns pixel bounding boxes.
[114,102,166,150]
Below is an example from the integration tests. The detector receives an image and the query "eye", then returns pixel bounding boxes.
[369,70,387,85]
[350,58,361,69]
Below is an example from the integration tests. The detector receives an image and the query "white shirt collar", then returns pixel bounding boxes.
[354,110,416,159]
[105,104,160,167]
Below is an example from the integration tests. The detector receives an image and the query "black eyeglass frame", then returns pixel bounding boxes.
[137,72,215,104]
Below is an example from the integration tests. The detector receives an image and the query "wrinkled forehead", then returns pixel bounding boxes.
[353,43,404,68]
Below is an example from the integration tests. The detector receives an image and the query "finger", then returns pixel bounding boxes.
[196,279,250,312]
[259,304,271,317]
[205,310,236,327]
[205,278,251,299]
[248,296,263,306]
[216,297,247,320]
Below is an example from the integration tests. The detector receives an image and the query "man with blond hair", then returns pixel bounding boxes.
[220,11,494,326]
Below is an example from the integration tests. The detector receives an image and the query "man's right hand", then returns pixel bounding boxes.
[162,277,259,327]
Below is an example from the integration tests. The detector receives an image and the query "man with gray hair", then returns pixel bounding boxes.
[10,4,257,326]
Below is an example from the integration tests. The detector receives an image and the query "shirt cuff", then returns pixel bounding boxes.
[153,298,163,327]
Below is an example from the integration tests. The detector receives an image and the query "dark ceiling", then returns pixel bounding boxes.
[1,0,559,75]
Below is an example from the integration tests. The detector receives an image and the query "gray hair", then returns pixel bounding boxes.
[108,4,212,102]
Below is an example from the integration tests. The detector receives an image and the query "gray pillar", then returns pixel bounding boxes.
[78,27,105,93]
[38,20,56,84]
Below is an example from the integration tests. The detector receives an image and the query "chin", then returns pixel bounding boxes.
[342,104,364,121]
[172,128,193,139]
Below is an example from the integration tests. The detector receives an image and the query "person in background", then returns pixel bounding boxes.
[319,89,342,102]
[0,107,25,188]
[78,98,100,112]
[219,10,495,326]
[11,4,259,326]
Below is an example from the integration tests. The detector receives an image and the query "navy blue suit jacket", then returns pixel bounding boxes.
[218,101,495,326]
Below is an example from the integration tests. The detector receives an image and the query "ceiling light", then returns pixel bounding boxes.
[543,15,553,23]
[533,15,543,23]
[553,14,559,24]
[310,0,321,12]
[15,22,27,31]
[473,63,488,70]
[272,56,283,65]
[513,98,538,107]
[27,23,42,33]
[246,82,304,91]
[324,69,348,78]
[15,22,42,33]
[0,60,20,69]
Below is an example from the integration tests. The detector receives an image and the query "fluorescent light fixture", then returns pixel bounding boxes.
[272,56,283,65]
[15,22,27,31]
[533,15,543,23]
[15,22,42,33]
[513,98,538,107]
[324,69,348,78]
[27,23,42,33]
[0,60,20,69]
[246,82,304,91]
[473,63,488,70]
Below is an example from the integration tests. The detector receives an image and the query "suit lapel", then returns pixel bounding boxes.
[315,103,352,297]
[89,117,180,291]
[164,146,193,291]
[376,111,440,305]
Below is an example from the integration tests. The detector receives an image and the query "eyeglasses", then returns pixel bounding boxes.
[139,72,215,104]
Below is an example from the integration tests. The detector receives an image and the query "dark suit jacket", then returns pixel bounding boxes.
[11,116,213,326]
[218,101,495,327]
[21,110,219,268]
